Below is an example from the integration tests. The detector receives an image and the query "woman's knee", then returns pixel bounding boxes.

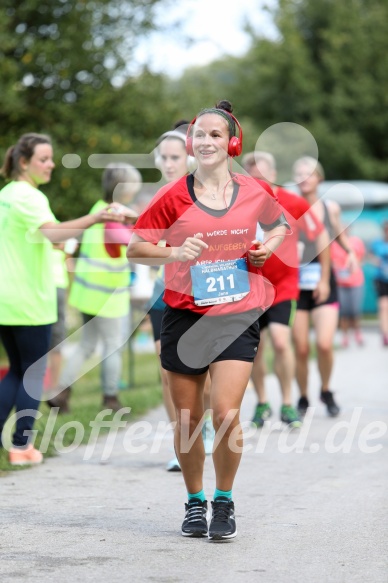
[294,342,309,360]
[213,408,239,435]
[316,340,333,356]
[175,409,204,435]
[272,338,290,356]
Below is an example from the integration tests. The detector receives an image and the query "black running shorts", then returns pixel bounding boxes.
[297,270,338,311]
[259,299,297,331]
[160,306,260,375]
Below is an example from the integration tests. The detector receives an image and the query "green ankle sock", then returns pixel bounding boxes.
[214,488,232,500]
[188,489,206,502]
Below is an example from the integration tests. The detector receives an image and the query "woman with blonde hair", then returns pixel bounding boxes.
[292,156,358,417]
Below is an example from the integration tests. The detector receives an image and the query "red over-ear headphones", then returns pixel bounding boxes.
[186,112,243,158]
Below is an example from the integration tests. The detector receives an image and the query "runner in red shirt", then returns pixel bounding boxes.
[292,156,358,417]
[127,100,289,541]
[242,151,331,428]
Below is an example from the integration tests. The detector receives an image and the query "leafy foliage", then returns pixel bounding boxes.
[1,0,387,219]
[172,0,388,180]
[0,0,176,218]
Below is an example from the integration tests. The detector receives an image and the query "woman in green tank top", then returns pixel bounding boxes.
[0,133,127,466]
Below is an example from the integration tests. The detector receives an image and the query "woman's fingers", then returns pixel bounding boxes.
[249,242,268,266]
[179,236,208,261]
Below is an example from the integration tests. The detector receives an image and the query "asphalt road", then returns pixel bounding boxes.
[0,326,387,583]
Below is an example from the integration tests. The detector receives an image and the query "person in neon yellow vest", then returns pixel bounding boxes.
[48,163,141,412]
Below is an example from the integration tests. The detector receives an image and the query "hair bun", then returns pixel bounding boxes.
[215,100,233,114]
[173,119,190,130]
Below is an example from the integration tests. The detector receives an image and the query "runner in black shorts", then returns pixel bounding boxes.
[292,157,359,417]
[128,100,289,541]
[242,151,331,429]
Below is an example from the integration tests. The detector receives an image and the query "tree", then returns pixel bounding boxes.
[169,0,388,181]
[0,0,175,218]
[235,0,388,180]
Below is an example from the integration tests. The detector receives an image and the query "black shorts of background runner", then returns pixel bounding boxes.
[258,299,297,331]
[375,279,388,298]
[297,270,338,311]
[160,306,260,375]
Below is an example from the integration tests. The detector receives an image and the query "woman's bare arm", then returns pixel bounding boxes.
[127,232,208,266]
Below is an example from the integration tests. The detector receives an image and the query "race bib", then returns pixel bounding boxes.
[190,258,250,306]
[299,262,322,290]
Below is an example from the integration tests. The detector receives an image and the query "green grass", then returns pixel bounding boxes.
[1,314,362,475]
[0,336,307,475]
[0,350,162,475]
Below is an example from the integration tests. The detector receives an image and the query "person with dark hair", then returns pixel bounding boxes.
[48,162,140,413]
[0,133,127,465]
[127,100,289,541]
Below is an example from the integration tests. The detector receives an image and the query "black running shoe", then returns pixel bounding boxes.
[208,497,236,541]
[297,396,309,417]
[320,390,340,417]
[181,499,208,537]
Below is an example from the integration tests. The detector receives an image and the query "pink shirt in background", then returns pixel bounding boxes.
[104,222,134,258]
[331,236,365,287]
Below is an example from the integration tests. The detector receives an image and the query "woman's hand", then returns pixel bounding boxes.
[248,240,270,267]
[171,233,208,262]
[110,202,138,224]
[345,250,359,273]
[93,203,137,224]
[92,204,123,224]
[313,278,331,304]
